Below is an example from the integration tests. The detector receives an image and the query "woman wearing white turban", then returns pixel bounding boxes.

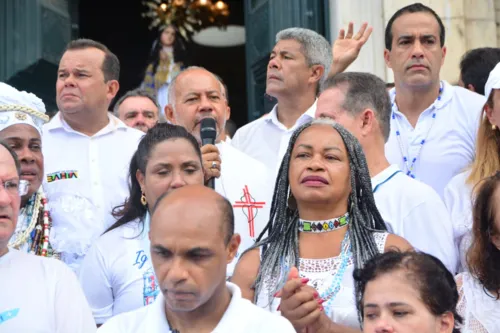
[0,83,56,257]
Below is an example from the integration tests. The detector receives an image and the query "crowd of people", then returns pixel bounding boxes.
[0,2,499,333]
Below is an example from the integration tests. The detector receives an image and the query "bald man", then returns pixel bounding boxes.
[165,66,273,277]
[98,185,294,333]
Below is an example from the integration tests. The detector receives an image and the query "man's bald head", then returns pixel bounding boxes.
[150,185,239,313]
[152,185,234,244]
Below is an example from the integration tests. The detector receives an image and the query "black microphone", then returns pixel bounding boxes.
[200,118,217,189]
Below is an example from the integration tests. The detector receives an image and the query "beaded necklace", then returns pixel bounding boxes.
[276,231,351,314]
[8,188,51,257]
[299,213,349,233]
[297,214,351,314]
[320,232,351,314]
[391,83,443,178]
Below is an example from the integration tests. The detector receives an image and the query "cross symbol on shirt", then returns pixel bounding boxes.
[233,185,266,238]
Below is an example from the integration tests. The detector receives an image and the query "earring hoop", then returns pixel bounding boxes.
[141,192,147,206]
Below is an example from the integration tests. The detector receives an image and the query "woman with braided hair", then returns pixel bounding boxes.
[0,83,56,258]
[232,118,411,332]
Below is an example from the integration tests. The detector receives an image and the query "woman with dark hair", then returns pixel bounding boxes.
[232,118,411,332]
[142,25,187,114]
[455,172,500,332]
[78,123,205,326]
[353,251,462,333]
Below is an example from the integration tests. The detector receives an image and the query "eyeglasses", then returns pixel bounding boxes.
[1,179,29,196]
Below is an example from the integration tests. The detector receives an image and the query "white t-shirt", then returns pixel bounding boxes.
[231,101,317,174]
[385,81,485,198]
[0,249,95,333]
[78,219,160,325]
[216,141,273,275]
[443,170,474,272]
[372,165,457,272]
[97,282,295,333]
[42,113,144,271]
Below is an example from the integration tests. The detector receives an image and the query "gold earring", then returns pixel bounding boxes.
[493,124,497,131]
[141,192,147,206]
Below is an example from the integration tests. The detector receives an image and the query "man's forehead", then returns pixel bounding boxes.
[0,152,18,178]
[176,72,222,96]
[59,48,104,69]
[272,39,303,53]
[392,12,441,36]
[121,96,158,110]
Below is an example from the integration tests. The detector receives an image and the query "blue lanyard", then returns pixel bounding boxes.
[373,170,402,193]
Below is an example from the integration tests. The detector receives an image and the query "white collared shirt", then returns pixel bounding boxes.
[372,165,457,272]
[385,81,485,198]
[42,112,144,271]
[97,282,295,333]
[216,141,272,276]
[231,100,317,174]
[0,249,95,333]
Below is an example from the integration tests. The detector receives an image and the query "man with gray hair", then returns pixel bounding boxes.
[165,66,273,277]
[113,88,162,132]
[315,72,457,273]
[231,24,371,173]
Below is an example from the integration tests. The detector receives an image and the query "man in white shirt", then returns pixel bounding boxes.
[316,71,457,272]
[384,3,486,198]
[231,24,372,173]
[114,88,161,132]
[165,66,272,276]
[98,185,294,333]
[0,141,95,332]
[43,39,144,271]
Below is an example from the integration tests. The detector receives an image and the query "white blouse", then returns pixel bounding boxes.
[256,231,388,329]
[443,170,474,272]
[456,272,500,333]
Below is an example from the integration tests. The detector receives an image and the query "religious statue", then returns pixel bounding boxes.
[142,25,188,115]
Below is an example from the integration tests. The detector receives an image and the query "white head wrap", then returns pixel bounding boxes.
[484,62,500,102]
[0,82,49,135]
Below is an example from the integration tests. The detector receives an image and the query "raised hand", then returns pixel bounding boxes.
[330,22,373,75]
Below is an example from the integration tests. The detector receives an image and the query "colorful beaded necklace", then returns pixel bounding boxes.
[8,188,51,257]
[391,83,443,179]
[299,213,349,233]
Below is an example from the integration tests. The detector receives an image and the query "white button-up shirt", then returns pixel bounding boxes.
[385,81,485,198]
[231,101,317,174]
[372,164,457,272]
[42,113,144,271]
[97,282,295,333]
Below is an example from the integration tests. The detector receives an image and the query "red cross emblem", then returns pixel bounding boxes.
[233,185,266,237]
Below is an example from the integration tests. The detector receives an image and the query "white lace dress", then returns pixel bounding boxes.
[256,232,388,329]
[456,272,500,332]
